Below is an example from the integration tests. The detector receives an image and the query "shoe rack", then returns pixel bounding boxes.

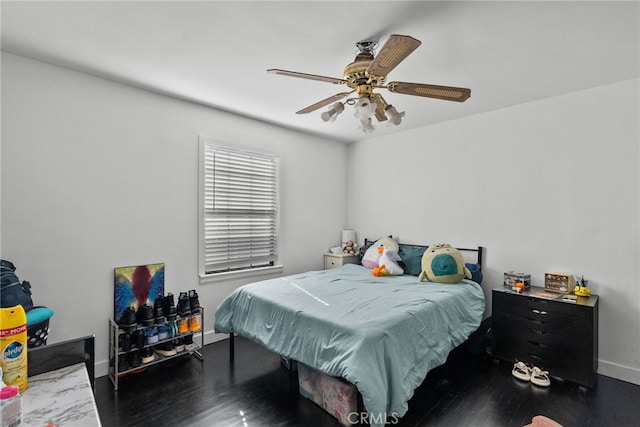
[108,307,204,391]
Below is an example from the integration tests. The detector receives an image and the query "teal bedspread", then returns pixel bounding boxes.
[214,264,485,424]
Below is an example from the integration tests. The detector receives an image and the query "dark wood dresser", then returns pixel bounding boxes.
[491,286,599,388]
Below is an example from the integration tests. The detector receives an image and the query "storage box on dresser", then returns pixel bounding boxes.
[491,287,598,389]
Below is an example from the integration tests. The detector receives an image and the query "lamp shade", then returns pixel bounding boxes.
[342,229,356,244]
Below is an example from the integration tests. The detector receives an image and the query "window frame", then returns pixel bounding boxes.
[198,136,283,284]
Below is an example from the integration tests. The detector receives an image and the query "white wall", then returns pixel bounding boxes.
[0,53,349,377]
[347,78,640,385]
[3,51,639,386]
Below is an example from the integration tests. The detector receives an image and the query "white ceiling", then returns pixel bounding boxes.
[2,1,638,143]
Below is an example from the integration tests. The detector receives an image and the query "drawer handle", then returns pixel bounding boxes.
[532,309,547,315]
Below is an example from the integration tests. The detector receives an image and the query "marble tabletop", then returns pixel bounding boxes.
[23,362,101,426]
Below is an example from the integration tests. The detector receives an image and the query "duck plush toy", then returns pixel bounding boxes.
[371,246,404,276]
[378,246,404,276]
[418,243,471,283]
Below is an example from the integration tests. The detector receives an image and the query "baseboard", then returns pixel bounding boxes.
[598,359,640,386]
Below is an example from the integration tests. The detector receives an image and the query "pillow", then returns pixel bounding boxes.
[358,239,376,258]
[361,236,398,269]
[465,263,483,285]
[397,244,428,276]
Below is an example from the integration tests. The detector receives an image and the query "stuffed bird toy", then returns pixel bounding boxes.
[378,247,404,276]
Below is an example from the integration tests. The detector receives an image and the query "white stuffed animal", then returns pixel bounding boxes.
[379,247,404,276]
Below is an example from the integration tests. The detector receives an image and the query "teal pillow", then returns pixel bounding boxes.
[398,244,428,276]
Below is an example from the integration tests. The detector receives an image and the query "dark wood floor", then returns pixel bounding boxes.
[94,336,640,427]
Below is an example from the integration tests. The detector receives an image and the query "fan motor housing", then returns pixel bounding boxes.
[343,53,386,88]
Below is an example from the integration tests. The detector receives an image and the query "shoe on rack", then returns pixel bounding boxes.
[127,349,142,369]
[118,332,131,352]
[145,327,159,345]
[157,324,172,341]
[111,354,130,373]
[188,315,200,332]
[163,293,177,321]
[174,337,185,353]
[131,330,144,349]
[154,341,177,357]
[183,334,197,352]
[141,346,155,364]
[136,303,155,327]
[169,320,178,338]
[178,318,189,334]
[153,294,165,324]
[189,289,201,314]
[117,306,137,332]
[176,292,191,317]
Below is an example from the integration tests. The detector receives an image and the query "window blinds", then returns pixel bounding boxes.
[203,143,279,274]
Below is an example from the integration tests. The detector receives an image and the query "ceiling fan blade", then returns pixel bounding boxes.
[371,94,388,121]
[268,69,347,85]
[366,34,421,77]
[296,92,352,114]
[386,81,471,102]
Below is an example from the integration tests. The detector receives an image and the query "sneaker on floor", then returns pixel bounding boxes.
[176,291,191,317]
[154,341,177,357]
[188,315,200,332]
[189,289,201,314]
[530,366,551,387]
[141,346,155,364]
[512,360,531,382]
[136,303,155,327]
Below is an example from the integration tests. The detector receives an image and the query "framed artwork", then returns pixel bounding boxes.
[114,263,164,322]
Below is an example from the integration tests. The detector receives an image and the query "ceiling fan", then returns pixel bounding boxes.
[268,34,471,133]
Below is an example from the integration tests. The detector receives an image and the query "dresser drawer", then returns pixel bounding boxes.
[324,254,359,270]
[493,291,590,335]
[492,323,594,386]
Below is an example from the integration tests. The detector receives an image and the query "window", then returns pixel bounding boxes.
[199,137,281,281]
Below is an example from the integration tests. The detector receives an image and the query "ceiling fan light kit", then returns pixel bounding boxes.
[268,34,471,133]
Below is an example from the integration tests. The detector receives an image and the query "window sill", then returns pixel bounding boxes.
[199,264,284,285]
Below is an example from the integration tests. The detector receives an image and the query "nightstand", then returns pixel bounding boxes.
[324,253,359,270]
[491,286,599,389]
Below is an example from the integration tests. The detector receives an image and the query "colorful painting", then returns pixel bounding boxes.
[114,263,164,322]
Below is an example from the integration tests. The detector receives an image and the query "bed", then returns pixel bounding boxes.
[214,244,485,425]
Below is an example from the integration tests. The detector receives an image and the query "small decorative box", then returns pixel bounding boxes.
[544,272,575,293]
[504,271,531,287]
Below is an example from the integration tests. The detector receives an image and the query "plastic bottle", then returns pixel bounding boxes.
[0,306,28,393]
[0,385,22,426]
